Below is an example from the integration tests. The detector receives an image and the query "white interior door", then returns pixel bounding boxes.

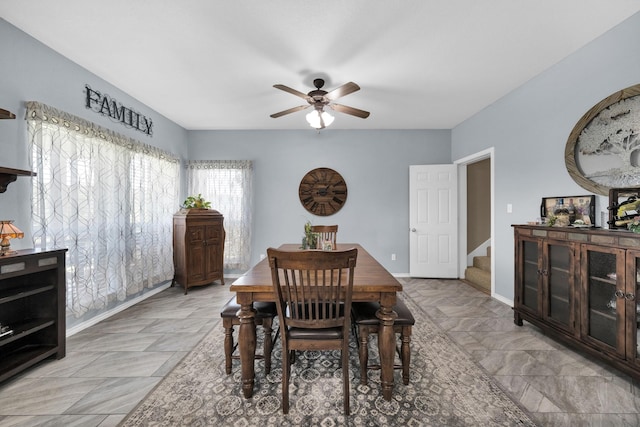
[409,164,458,278]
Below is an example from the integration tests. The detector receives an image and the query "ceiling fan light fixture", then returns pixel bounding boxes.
[271,79,368,128]
[306,109,334,129]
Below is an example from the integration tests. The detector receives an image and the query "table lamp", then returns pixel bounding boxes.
[0,220,24,256]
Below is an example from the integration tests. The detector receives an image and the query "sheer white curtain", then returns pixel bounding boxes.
[27,101,180,323]
[186,160,253,270]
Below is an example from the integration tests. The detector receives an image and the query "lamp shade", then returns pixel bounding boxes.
[0,220,24,255]
[0,220,23,239]
[306,109,334,129]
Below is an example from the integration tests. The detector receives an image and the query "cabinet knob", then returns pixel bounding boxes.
[615,290,625,299]
[625,293,635,301]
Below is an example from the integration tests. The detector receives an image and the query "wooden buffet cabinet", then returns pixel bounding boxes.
[172,208,225,294]
[514,225,640,378]
[0,248,67,383]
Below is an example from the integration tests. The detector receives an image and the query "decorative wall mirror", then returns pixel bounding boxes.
[565,83,640,196]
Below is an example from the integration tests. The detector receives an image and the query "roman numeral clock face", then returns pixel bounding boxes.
[298,168,348,216]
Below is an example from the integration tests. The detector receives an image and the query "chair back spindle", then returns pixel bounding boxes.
[310,225,338,250]
[271,249,355,328]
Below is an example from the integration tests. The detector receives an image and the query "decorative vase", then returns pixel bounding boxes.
[302,233,317,249]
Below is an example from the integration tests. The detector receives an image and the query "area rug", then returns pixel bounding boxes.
[120,294,538,426]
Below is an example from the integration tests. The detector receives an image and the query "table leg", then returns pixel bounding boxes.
[376,300,398,401]
[236,302,257,399]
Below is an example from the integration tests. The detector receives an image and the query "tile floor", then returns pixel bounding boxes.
[0,278,639,426]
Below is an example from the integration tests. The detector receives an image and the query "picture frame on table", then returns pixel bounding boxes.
[540,195,596,226]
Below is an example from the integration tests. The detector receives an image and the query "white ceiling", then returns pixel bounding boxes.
[1,1,639,130]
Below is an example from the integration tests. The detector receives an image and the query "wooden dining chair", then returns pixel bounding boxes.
[351,298,415,386]
[220,296,278,375]
[267,247,358,415]
[310,224,338,250]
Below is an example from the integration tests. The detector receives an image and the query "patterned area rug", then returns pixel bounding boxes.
[120,294,538,426]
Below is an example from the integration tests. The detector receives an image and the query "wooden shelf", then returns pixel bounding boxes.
[589,275,616,286]
[0,249,66,383]
[550,294,570,304]
[0,109,15,120]
[590,308,616,321]
[0,319,56,347]
[0,284,55,304]
[0,345,58,383]
[0,167,36,193]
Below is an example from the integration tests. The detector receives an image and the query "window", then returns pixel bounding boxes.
[27,102,180,326]
[186,160,253,270]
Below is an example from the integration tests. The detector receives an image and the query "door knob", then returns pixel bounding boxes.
[411,228,416,232]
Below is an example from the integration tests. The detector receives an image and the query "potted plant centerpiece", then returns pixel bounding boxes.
[181,194,212,210]
[302,221,318,249]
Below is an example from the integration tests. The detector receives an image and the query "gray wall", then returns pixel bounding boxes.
[0,16,451,276]
[188,129,451,273]
[452,12,640,301]
[4,10,640,305]
[0,18,189,249]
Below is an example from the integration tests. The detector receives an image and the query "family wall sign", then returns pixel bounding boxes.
[84,84,153,136]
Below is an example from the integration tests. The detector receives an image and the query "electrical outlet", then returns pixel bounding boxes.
[391,253,396,261]
[507,203,513,213]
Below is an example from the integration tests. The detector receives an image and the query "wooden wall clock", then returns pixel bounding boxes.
[298,167,347,216]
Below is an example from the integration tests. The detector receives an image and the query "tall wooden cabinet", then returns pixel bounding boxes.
[173,208,225,294]
[514,225,640,378]
[0,248,67,383]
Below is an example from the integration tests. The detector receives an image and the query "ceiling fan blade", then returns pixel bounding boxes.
[325,82,360,100]
[273,84,311,100]
[330,103,370,119]
[270,104,310,118]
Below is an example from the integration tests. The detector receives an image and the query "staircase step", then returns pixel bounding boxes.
[473,255,491,272]
[465,266,491,292]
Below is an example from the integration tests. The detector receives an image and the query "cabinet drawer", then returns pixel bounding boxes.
[0,255,60,279]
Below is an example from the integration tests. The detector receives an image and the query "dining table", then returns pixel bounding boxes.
[229,243,404,401]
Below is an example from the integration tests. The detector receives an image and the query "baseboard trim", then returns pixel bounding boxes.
[66,282,172,337]
[492,293,514,308]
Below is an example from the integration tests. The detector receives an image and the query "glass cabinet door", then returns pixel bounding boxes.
[581,244,625,356]
[626,251,640,367]
[543,241,574,332]
[519,237,540,315]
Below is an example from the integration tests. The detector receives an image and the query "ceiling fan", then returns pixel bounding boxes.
[270,78,370,129]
